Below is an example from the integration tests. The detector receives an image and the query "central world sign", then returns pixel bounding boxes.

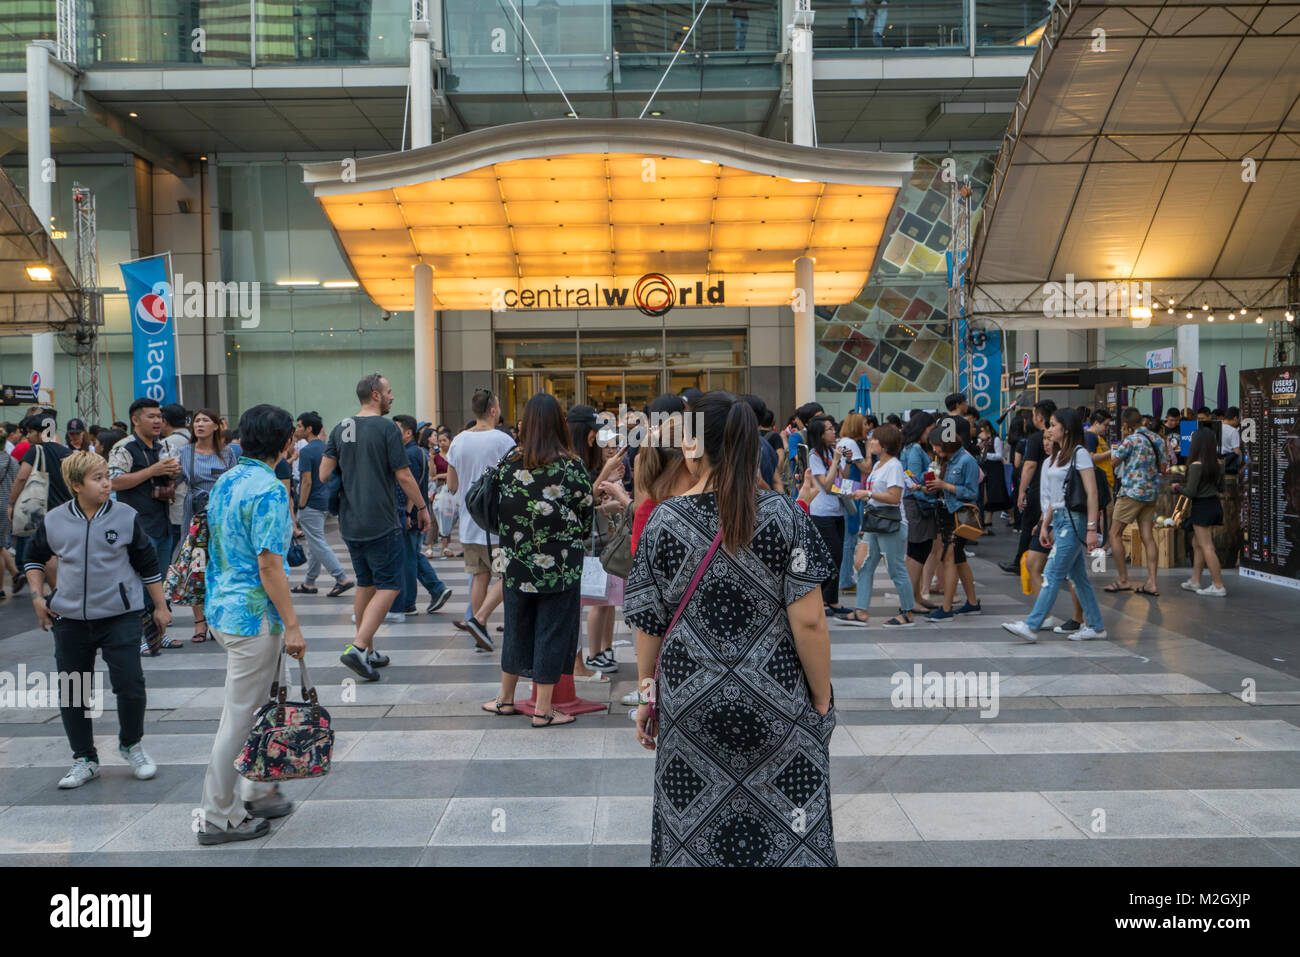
[491,274,726,317]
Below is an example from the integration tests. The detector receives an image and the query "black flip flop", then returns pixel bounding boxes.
[327,581,355,597]
[532,710,576,728]
[1103,583,1132,593]
[291,584,318,595]
[1136,586,1161,597]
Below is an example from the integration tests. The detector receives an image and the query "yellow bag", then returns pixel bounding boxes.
[1020,553,1032,595]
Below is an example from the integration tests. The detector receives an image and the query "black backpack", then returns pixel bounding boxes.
[466,448,516,535]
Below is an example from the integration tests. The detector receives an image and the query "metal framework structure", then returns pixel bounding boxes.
[966,0,1300,327]
[55,0,78,65]
[71,185,102,424]
[949,173,973,389]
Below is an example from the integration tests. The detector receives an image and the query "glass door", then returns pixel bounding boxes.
[498,372,536,427]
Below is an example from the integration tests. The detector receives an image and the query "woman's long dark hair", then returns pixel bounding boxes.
[193,408,225,454]
[569,419,602,472]
[902,410,935,448]
[806,415,835,465]
[515,394,574,469]
[695,390,758,554]
[1052,408,1087,467]
[1188,426,1221,483]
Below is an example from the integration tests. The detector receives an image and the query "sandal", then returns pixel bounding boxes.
[1136,585,1160,597]
[327,581,355,598]
[883,614,915,627]
[1103,582,1132,593]
[532,709,576,728]
[291,584,318,595]
[191,616,210,643]
[160,637,183,649]
[481,698,520,716]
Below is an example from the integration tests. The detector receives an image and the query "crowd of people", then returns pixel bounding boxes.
[4,377,1241,863]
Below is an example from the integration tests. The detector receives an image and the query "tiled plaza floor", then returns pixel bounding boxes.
[1,519,1299,866]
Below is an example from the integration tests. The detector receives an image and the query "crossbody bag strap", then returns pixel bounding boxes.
[666,527,724,637]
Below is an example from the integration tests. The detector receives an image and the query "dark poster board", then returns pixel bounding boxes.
[1239,367,1300,590]
[1094,382,1122,449]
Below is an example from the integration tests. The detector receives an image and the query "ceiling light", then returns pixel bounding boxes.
[200,155,207,161]
[1208,315,1215,322]
[1239,307,1246,315]
[1287,312,1295,322]
[1228,313,1235,320]
[1202,303,1208,311]
[275,279,319,287]
[128,111,138,118]
[649,110,663,117]
[1255,315,1263,324]
[1130,305,1152,322]
[1185,311,1192,319]
[1168,298,1174,305]
[1166,307,1173,314]
[564,111,577,118]
[25,265,52,282]
[322,280,359,288]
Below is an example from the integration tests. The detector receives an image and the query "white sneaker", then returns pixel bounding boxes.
[384,612,405,624]
[120,743,157,780]
[620,689,641,707]
[1069,626,1108,641]
[1001,621,1037,643]
[57,758,100,789]
[1042,616,1064,630]
[1196,585,1226,597]
[1180,579,1202,592]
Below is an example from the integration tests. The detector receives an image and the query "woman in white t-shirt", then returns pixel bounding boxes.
[844,424,915,626]
[805,415,851,614]
[1002,409,1107,642]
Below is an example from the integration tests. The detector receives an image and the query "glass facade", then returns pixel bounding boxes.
[0,0,1052,70]
[495,330,746,424]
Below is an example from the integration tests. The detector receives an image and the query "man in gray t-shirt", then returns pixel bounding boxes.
[320,373,429,682]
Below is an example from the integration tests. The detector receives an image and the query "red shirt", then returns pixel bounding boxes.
[630,497,657,555]
[11,440,29,463]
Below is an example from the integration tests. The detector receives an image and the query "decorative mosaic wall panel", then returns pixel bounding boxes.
[816,152,996,396]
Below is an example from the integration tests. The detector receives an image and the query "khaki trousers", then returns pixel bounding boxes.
[200,620,284,831]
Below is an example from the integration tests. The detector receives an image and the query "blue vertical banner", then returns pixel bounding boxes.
[120,254,180,405]
[948,250,1003,424]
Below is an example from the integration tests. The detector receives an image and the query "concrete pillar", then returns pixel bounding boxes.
[1177,323,1199,411]
[410,13,433,149]
[794,256,815,404]
[790,4,815,402]
[27,42,55,407]
[414,263,438,424]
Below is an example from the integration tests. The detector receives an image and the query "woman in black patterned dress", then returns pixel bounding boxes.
[624,391,838,866]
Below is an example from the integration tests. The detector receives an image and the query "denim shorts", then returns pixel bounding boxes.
[345,530,404,591]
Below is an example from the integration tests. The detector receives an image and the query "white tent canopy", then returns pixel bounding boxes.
[968,0,1300,326]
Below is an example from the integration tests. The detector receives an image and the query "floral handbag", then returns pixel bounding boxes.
[235,652,334,782]
[164,510,209,606]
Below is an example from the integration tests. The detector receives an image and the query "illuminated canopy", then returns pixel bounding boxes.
[0,166,79,333]
[302,119,912,312]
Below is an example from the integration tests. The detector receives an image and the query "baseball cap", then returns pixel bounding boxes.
[66,418,86,433]
[565,404,601,430]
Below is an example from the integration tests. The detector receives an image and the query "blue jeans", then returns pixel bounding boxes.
[839,500,862,590]
[400,526,445,610]
[143,531,172,616]
[1025,510,1105,631]
[855,528,914,614]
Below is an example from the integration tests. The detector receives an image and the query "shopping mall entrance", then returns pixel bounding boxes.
[494,330,747,424]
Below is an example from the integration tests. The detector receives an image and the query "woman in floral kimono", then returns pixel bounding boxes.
[481,393,594,727]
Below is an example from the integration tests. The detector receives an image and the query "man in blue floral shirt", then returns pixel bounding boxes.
[1107,406,1165,598]
[198,404,306,846]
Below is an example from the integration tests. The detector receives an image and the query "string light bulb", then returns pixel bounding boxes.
[1208,314,1215,322]
[1240,307,1247,315]
[1287,312,1295,322]
[1185,311,1193,319]
[1202,303,1209,311]
[1255,315,1264,324]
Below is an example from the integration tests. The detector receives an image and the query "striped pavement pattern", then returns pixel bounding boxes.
[1,530,1299,866]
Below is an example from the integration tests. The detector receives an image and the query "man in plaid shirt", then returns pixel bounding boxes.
[1107,406,1166,597]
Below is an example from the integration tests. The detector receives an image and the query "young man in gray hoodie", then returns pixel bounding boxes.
[25,450,170,789]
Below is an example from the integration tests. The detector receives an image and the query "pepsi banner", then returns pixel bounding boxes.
[120,254,180,405]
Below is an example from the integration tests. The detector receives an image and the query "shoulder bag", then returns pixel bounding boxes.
[165,509,210,606]
[646,527,724,734]
[235,651,334,782]
[600,501,636,579]
[12,446,49,537]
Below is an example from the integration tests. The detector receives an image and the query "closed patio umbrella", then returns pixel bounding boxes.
[1192,371,1204,411]
[1217,364,1229,412]
[1151,387,1163,420]
[855,373,872,414]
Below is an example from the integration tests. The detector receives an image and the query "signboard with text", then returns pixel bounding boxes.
[1239,366,1300,590]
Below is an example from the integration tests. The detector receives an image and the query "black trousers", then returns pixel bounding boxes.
[811,514,846,606]
[52,612,146,763]
[1014,500,1042,565]
[501,585,582,685]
